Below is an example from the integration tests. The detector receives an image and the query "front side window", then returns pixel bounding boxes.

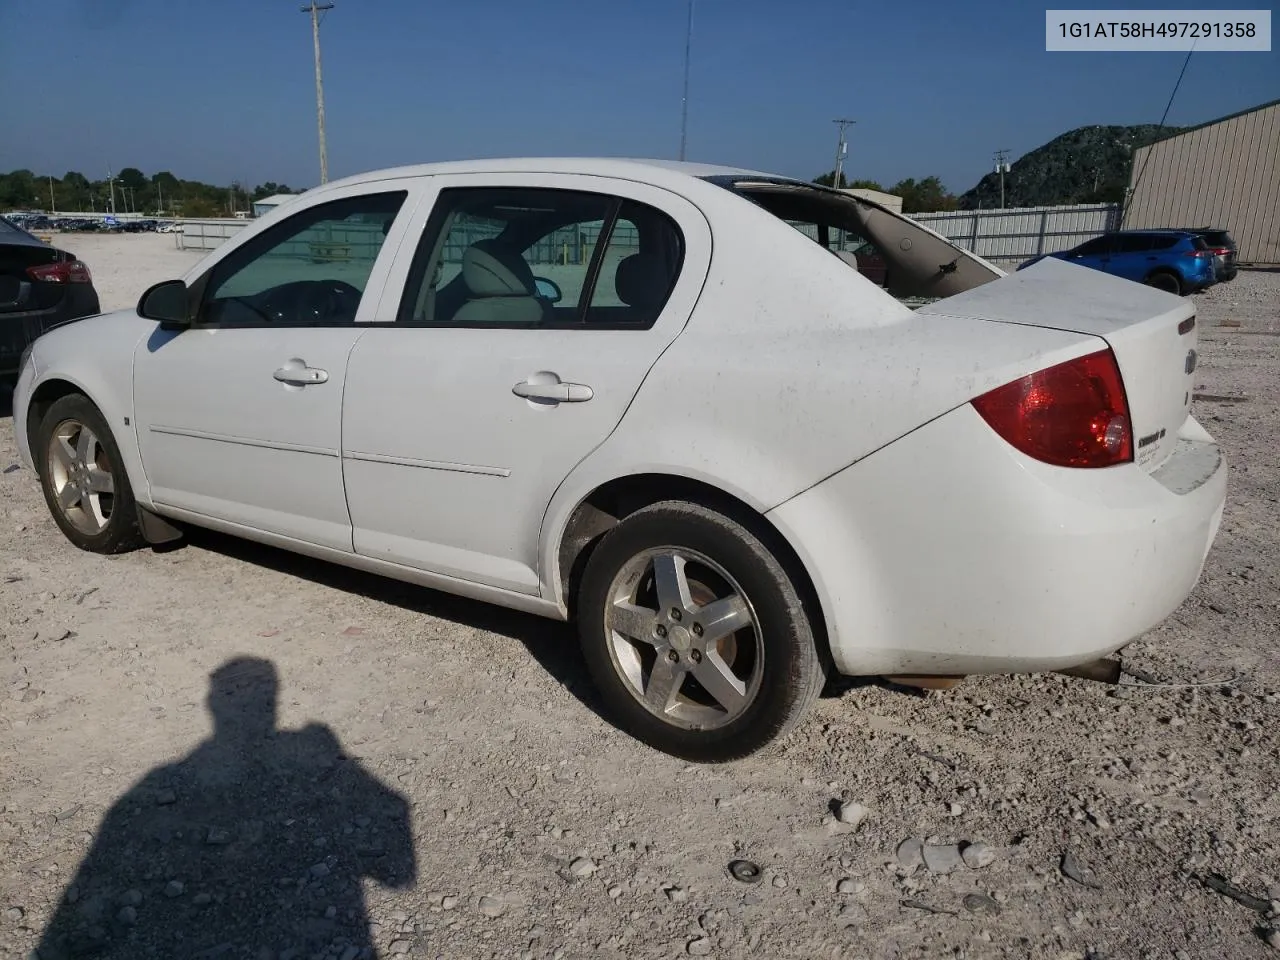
[398,187,683,329]
[1073,236,1113,257]
[201,191,407,327]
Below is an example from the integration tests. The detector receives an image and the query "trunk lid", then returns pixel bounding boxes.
[914,256,1197,472]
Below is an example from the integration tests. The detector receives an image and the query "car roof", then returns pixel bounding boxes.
[318,157,792,192]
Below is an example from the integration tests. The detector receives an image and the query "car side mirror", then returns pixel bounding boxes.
[533,276,562,304]
[138,279,191,329]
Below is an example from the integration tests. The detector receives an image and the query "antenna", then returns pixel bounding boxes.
[301,2,335,184]
[679,0,694,161]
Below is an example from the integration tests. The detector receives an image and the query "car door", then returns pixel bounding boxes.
[341,174,710,594]
[133,184,418,550]
[1067,234,1114,271]
[1104,233,1156,282]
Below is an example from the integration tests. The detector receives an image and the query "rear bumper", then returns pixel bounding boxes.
[0,287,100,375]
[768,404,1227,677]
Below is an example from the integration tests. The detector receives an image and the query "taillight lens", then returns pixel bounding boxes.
[26,260,92,284]
[971,349,1133,468]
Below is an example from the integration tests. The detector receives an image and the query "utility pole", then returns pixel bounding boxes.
[994,149,1011,208]
[678,0,693,161]
[832,119,855,189]
[49,176,56,214]
[106,169,117,216]
[302,1,335,184]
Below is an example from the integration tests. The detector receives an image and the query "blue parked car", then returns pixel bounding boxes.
[1017,230,1217,296]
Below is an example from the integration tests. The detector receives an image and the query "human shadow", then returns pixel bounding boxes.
[35,657,416,960]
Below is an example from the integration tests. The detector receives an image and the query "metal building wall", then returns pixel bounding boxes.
[1124,100,1280,265]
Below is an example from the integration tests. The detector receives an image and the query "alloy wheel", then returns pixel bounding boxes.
[46,418,116,536]
[603,547,764,729]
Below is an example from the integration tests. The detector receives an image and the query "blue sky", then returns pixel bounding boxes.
[0,0,1275,194]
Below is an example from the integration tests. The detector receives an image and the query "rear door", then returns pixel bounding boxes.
[1106,233,1162,283]
[341,173,710,594]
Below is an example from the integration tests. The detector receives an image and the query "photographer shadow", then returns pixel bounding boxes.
[35,657,416,960]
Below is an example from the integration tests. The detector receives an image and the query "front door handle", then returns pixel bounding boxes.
[274,364,329,386]
[512,379,593,403]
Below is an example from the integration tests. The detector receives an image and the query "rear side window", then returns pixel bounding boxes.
[1149,235,1179,250]
[398,187,683,329]
[1116,234,1154,253]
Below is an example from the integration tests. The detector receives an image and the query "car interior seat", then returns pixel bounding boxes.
[452,239,547,324]
[613,253,671,324]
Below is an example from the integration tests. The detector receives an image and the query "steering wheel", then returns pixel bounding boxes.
[260,280,362,324]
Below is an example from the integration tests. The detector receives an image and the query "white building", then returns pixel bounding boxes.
[251,194,298,218]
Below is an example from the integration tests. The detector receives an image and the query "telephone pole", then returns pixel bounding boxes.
[994,149,1011,208]
[301,1,334,184]
[832,119,855,189]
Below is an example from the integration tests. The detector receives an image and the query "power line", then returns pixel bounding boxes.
[1121,45,1195,226]
[832,119,855,188]
[301,2,335,184]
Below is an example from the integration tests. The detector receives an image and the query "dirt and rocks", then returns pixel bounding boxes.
[1,234,1278,959]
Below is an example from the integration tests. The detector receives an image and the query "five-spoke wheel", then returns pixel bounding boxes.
[36,394,143,553]
[578,501,825,762]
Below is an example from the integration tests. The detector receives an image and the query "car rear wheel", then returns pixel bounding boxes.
[1144,271,1182,295]
[36,394,144,554]
[577,501,825,762]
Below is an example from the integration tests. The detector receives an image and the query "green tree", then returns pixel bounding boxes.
[889,176,958,213]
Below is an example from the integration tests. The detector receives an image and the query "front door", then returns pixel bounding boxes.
[133,187,414,550]
[341,175,710,593]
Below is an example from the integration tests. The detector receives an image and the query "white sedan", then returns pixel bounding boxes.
[11,159,1227,761]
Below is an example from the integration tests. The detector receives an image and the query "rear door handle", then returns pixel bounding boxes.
[274,364,329,386]
[512,380,593,403]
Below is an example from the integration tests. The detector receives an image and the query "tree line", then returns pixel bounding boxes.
[0,168,303,218]
[812,171,959,213]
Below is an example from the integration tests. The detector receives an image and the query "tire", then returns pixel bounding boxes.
[1144,271,1182,296]
[576,500,826,762]
[36,394,145,554]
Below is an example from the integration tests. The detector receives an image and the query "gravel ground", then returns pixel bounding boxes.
[2,235,1278,960]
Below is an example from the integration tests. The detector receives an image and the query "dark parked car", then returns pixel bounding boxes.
[0,217,100,381]
[1179,227,1237,281]
[1017,230,1216,295]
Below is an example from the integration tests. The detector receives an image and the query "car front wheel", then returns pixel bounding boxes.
[577,501,825,762]
[36,394,144,554]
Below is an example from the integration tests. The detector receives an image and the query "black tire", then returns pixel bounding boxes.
[36,394,145,554]
[577,500,826,762]
[1144,270,1182,296]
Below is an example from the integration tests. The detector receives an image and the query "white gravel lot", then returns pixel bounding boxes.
[2,233,1278,960]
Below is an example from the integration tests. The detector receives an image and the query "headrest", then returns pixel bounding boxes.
[834,250,860,272]
[615,254,670,310]
[462,239,535,298]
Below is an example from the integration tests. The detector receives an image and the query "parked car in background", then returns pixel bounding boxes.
[1178,227,1238,281]
[1017,230,1217,295]
[0,216,100,382]
[10,159,1226,761]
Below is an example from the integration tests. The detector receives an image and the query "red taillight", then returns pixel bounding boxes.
[971,349,1133,468]
[1207,246,1231,256]
[26,260,92,284]
[1182,250,1211,259]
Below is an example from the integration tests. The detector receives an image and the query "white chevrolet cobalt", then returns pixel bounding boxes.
[12,159,1227,761]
